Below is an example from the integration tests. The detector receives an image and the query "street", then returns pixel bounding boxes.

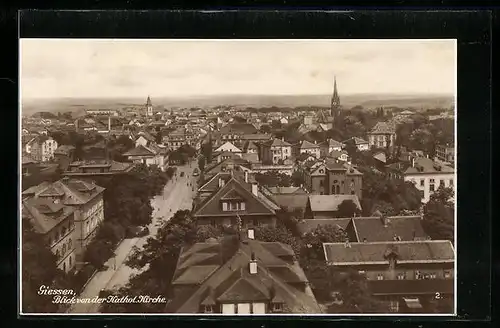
[68,161,198,313]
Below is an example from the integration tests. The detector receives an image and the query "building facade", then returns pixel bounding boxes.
[403,157,455,203]
[27,136,58,162]
[259,138,292,165]
[435,144,455,167]
[368,122,397,149]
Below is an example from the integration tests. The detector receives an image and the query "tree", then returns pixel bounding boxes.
[201,140,213,163]
[336,200,361,218]
[259,125,272,134]
[422,186,454,243]
[198,155,206,172]
[22,219,71,313]
[255,226,301,258]
[302,225,347,261]
[155,131,162,144]
[291,171,305,187]
[329,270,388,313]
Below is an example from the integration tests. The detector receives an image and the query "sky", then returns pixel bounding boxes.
[20,39,456,99]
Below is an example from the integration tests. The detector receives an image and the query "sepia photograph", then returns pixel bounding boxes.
[19,39,456,315]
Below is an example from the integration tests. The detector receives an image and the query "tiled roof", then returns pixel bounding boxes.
[323,240,455,265]
[405,157,454,175]
[122,144,156,157]
[327,139,344,148]
[267,186,307,195]
[369,122,396,134]
[22,198,75,234]
[343,137,368,145]
[308,195,361,213]
[219,123,258,134]
[263,138,292,147]
[241,153,260,164]
[193,177,278,218]
[352,216,428,242]
[240,134,272,141]
[269,194,309,212]
[328,150,348,159]
[168,239,321,313]
[300,140,319,149]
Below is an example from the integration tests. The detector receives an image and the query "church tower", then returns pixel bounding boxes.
[331,76,341,117]
[146,95,153,117]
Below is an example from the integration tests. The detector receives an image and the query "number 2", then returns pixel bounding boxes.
[435,292,441,300]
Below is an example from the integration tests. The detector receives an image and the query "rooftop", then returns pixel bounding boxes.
[405,157,454,175]
[308,194,361,213]
[323,240,455,265]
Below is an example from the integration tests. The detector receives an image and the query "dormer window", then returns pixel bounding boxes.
[203,305,214,314]
[271,303,284,313]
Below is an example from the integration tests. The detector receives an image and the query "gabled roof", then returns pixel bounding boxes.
[323,240,455,265]
[219,123,258,134]
[22,198,75,234]
[122,144,156,157]
[215,141,242,153]
[328,149,348,159]
[343,137,368,145]
[327,139,344,148]
[300,140,319,149]
[308,195,361,213]
[272,194,310,212]
[369,121,396,134]
[263,138,292,147]
[193,177,277,218]
[267,186,308,195]
[168,239,321,313]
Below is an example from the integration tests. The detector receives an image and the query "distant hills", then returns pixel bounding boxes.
[21,93,454,116]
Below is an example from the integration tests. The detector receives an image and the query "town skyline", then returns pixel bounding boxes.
[21,39,456,99]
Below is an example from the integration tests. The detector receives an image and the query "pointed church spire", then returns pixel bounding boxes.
[331,75,341,117]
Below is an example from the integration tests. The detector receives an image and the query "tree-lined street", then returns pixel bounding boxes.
[68,162,197,313]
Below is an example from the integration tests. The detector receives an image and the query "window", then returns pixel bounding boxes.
[377,274,384,280]
[62,226,67,236]
[63,262,66,272]
[203,305,214,314]
[440,179,445,187]
[333,180,338,183]
[222,202,228,211]
[430,184,435,192]
[319,180,324,187]
[351,191,355,195]
[415,271,422,280]
[68,239,72,249]
[69,255,72,267]
[420,179,425,186]
[430,179,435,183]
[62,244,67,256]
[56,249,60,259]
[389,300,399,313]
[397,273,406,280]
[272,303,283,313]
[429,273,437,279]
[449,179,454,186]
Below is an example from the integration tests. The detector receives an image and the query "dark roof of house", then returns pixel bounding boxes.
[271,194,310,212]
[300,140,320,149]
[122,144,156,157]
[323,240,455,265]
[166,239,320,313]
[352,216,428,242]
[193,176,279,218]
[404,157,454,175]
[203,158,250,178]
[219,123,258,135]
[263,138,292,147]
[240,134,272,141]
[22,198,75,234]
[343,137,368,145]
[308,195,361,213]
[369,122,396,134]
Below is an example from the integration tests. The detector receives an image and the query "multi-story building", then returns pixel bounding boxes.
[164,128,187,151]
[368,122,397,149]
[319,139,345,157]
[435,144,455,167]
[303,159,363,199]
[259,138,292,165]
[64,159,135,177]
[166,232,321,313]
[193,171,280,228]
[342,137,370,152]
[323,240,455,313]
[22,177,106,266]
[26,136,58,162]
[123,143,167,169]
[298,140,321,159]
[403,157,455,203]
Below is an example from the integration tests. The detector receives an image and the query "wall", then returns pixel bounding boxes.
[404,173,455,203]
[47,212,76,273]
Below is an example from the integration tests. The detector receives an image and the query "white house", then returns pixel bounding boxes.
[26,136,58,162]
[299,140,321,159]
[403,157,455,203]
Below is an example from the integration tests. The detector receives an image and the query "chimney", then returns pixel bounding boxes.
[247,228,255,240]
[411,157,415,168]
[249,253,257,274]
[344,240,351,248]
[108,116,111,132]
[244,171,249,183]
[251,182,258,196]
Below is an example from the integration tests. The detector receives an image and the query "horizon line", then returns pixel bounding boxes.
[22,92,455,101]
